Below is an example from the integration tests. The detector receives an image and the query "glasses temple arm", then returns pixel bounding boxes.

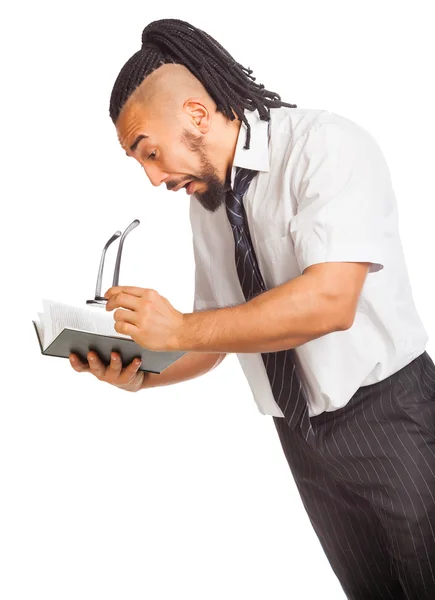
[94,231,122,299]
[112,219,140,287]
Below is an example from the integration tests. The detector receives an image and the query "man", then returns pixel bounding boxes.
[69,18,435,599]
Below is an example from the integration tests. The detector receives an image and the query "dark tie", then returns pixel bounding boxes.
[225,167,315,445]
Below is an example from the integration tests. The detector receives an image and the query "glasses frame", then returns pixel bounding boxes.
[86,219,140,307]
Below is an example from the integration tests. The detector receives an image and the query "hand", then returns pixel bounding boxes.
[104,286,184,352]
[69,351,147,393]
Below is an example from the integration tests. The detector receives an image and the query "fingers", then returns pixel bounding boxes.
[86,351,106,378]
[69,351,142,386]
[105,286,146,300]
[107,352,123,376]
[113,307,141,327]
[125,357,142,383]
[69,352,142,378]
[69,353,90,372]
[105,352,141,381]
[69,352,109,377]
[106,292,141,313]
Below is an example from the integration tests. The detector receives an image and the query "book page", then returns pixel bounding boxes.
[41,305,52,348]
[36,313,45,348]
[41,299,131,350]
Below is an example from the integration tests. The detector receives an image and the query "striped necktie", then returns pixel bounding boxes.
[225,166,315,445]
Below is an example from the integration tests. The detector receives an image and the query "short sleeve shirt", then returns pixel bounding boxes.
[189,106,428,417]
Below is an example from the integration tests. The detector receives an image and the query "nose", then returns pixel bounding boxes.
[143,163,169,187]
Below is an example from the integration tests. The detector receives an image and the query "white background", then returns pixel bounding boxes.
[1,1,434,598]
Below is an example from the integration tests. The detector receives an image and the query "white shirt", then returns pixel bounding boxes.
[189,106,429,418]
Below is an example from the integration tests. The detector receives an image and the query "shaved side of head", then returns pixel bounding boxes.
[122,63,216,122]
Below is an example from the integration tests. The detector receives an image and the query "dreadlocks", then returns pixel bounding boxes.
[109,19,297,149]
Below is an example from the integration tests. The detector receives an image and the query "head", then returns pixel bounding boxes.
[110,19,297,212]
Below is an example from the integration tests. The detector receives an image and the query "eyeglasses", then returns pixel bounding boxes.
[86,219,140,307]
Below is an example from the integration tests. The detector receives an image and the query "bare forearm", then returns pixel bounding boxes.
[178,272,351,354]
[139,351,225,390]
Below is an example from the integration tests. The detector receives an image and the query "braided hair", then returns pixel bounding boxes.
[109,19,297,149]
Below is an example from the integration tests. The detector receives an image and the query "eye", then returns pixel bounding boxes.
[147,151,157,160]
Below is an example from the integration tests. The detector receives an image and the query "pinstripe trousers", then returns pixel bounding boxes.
[273,350,435,600]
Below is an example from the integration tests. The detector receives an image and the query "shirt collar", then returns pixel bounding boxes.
[230,109,270,188]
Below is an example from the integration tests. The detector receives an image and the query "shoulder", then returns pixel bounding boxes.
[269,106,327,140]
[275,109,389,184]
[303,110,385,157]
[270,107,381,149]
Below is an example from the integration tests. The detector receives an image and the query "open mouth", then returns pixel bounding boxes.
[184,181,195,195]
[174,181,190,191]
[171,180,196,194]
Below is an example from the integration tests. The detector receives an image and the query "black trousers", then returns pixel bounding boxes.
[273,350,435,600]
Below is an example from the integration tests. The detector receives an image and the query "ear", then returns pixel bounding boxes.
[183,98,211,134]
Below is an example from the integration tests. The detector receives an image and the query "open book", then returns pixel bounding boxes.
[33,299,187,374]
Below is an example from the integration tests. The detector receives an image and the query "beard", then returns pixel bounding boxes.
[180,130,229,213]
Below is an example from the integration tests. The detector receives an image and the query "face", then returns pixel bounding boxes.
[116,100,229,213]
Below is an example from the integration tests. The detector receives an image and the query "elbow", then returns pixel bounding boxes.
[325,296,356,332]
[333,304,356,331]
[338,315,355,331]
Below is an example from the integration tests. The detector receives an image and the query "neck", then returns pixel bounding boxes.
[225,118,242,174]
[209,114,242,183]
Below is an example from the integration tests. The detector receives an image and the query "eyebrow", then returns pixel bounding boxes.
[129,134,149,152]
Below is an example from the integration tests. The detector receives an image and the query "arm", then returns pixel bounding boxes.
[140,351,226,390]
[176,121,391,354]
[177,262,371,354]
